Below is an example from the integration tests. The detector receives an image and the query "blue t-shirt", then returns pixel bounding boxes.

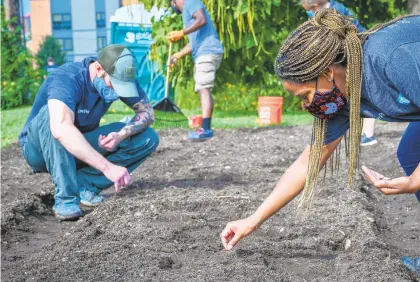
[325,16,420,144]
[18,57,143,146]
[44,64,58,74]
[182,0,224,61]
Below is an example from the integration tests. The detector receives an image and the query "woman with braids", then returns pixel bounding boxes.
[301,0,379,146]
[221,10,420,272]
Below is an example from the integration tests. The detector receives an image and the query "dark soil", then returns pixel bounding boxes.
[1,123,419,282]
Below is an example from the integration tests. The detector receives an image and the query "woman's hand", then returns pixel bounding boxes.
[362,165,418,195]
[220,216,260,251]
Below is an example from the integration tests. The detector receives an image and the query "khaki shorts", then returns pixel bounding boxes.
[194,54,223,92]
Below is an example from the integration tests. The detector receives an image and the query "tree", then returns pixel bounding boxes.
[36,36,66,68]
[3,0,20,31]
[408,0,420,13]
[1,4,43,109]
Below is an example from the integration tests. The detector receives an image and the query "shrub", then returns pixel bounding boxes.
[1,5,43,109]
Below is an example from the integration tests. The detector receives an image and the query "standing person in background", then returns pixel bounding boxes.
[301,0,378,146]
[45,56,58,74]
[44,57,58,78]
[168,0,224,142]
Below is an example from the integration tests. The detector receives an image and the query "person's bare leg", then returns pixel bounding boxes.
[199,87,213,119]
[362,118,376,137]
[199,87,214,131]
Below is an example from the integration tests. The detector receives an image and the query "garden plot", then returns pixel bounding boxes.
[1,124,419,281]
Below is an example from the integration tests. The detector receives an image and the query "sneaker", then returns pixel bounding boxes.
[188,128,214,142]
[401,256,420,274]
[361,133,377,146]
[80,189,104,207]
[53,202,83,220]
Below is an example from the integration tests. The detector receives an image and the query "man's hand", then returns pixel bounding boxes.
[98,132,123,152]
[220,216,259,250]
[169,52,182,69]
[362,166,418,195]
[103,164,131,193]
[168,30,185,42]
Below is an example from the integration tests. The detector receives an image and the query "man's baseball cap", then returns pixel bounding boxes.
[97,44,138,98]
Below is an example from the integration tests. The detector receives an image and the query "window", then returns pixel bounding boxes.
[96,12,106,28]
[97,36,107,50]
[52,13,72,29]
[56,38,73,51]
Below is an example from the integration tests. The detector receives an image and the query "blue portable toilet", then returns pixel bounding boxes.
[110,4,173,104]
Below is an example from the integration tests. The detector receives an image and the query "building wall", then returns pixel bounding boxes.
[105,0,120,45]
[28,0,52,55]
[121,0,139,6]
[71,0,97,62]
[96,0,107,48]
[50,0,71,14]
[29,0,122,62]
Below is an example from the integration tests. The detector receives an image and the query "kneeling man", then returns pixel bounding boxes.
[19,44,159,220]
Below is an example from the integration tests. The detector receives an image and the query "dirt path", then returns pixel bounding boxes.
[1,124,419,281]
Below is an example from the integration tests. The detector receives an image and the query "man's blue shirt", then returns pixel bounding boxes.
[19,57,143,146]
[182,0,224,61]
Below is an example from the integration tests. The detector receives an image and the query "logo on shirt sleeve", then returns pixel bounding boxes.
[397,93,411,105]
[78,109,90,114]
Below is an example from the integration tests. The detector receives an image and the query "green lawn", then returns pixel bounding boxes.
[1,101,313,148]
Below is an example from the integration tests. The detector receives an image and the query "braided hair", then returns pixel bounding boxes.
[274,9,418,207]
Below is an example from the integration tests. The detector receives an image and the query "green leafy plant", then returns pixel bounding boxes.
[1,5,43,109]
[141,0,407,112]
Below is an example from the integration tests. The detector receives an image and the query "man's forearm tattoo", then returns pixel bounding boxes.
[122,98,154,137]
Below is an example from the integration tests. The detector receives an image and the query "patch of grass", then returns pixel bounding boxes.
[1,106,32,148]
[1,102,313,148]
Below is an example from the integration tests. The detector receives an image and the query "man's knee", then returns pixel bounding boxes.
[144,127,159,152]
[133,127,159,154]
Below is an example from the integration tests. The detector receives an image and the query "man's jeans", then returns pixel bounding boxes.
[21,105,159,205]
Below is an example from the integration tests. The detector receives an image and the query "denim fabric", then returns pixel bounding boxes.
[182,0,224,61]
[325,16,420,144]
[19,57,144,146]
[397,122,420,203]
[22,105,159,204]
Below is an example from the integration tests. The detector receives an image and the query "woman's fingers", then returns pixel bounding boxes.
[226,233,242,250]
[220,225,234,250]
[362,166,377,184]
[362,166,388,184]
[363,166,413,195]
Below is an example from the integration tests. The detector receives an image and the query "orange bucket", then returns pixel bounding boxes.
[258,96,284,125]
[189,115,203,129]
